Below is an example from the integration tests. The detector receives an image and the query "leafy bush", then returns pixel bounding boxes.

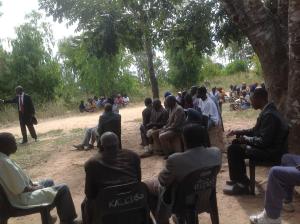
[201,58,223,78]
[251,54,263,76]
[224,60,249,75]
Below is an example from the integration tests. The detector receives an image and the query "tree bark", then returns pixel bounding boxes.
[144,35,159,99]
[220,0,289,112]
[286,0,300,153]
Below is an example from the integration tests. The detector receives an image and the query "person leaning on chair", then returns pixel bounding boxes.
[0,132,80,224]
[144,124,222,224]
[223,88,289,195]
[81,132,141,224]
[0,86,37,144]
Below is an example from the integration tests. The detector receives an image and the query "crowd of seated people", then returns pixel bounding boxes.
[1,86,300,224]
[140,85,222,159]
[229,82,265,111]
[79,94,130,113]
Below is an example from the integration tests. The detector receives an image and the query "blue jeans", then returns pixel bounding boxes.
[39,179,77,223]
[265,154,300,219]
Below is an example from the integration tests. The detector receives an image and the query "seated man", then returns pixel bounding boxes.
[159,95,185,157]
[224,88,289,195]
[250,154,300,224]
[0,132,80,224]
[145,124,222,224]
[140,98,152,150]
[81,132,141,224]
[73,126,98,150]
[196,86,220,128]
[97,103,121,148]
[141,99,168,158]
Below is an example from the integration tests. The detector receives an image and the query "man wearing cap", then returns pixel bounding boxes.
[0,86,37,144]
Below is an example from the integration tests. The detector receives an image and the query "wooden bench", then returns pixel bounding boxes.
[0,184,54,224]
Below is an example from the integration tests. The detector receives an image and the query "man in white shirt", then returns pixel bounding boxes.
[0,132,81,224]
[196,86,220,128]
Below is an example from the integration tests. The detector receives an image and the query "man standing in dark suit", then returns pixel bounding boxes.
[0,86,37,144]
[97,103,121,148]
[223,88,289,195]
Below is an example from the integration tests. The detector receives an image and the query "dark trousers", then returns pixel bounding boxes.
[140,124,149,146]
[19,114,37,141]
[227,143,271,185]
[39,179,77,223]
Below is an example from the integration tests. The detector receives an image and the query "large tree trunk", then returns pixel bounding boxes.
[144,35,159,99]
[220,0,300,153]
[221,0,289,112]
[286,0,300,153]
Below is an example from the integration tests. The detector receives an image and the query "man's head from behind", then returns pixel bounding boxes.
[104,103,113,113]
[100,132,119,153]
[197,86,207,100]
[0,133,17,156]
[183,124,207,149]
[165,95,177,109]
[153,99,162,111]
[144,97,152,107]
[250,88,268,110]
[15,86,23,96]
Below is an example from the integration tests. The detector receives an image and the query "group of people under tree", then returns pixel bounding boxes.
[79,94,129,113]
[229,82,265,111]
[0,85,300,224]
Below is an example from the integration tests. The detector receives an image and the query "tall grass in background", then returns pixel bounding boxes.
[205,72,264,90]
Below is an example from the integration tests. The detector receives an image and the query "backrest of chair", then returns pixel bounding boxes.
[173,166,220,214]
[96,182,149,224]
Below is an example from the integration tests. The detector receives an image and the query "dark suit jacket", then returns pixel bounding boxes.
[158,146,222,187]
[97,112,121,146]
[238,103,289,158]
[142,106,152,127]
[4,94,35,122]
[84,149,141,200]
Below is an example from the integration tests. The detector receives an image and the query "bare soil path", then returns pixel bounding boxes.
[1,104,299,224]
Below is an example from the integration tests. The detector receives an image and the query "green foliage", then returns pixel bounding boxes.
[250,54,263,76]
[200,58,223,78]
[58,37,142,98]
[166,0,215,89]
[0,12,61,102]
[223,60,249,75]
[167,47,202,90]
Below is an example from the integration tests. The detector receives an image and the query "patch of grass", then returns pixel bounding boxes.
[222,103,259,124]
[38,129,64,138]
[69,128,84,134]
[206,72,264,89]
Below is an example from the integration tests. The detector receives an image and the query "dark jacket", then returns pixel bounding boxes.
[83,149,141,224]
[238,103,289,157]
[97,112,121,146]
[142,106,152,127]
[84,149,141,200]
[147,107,169,129]
[4,94,35,122]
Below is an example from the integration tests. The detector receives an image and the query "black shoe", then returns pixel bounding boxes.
[73,144,84,150]
[20,140,28,144]
[223,183,250,196]
[226,180,237,186]
[140,151,153,158]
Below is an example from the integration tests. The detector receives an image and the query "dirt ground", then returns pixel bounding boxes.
[1,104,299,224]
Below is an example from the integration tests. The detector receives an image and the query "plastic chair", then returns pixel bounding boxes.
[95,182,151,224]
[172,166,220,224]
[0,184,54,224]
